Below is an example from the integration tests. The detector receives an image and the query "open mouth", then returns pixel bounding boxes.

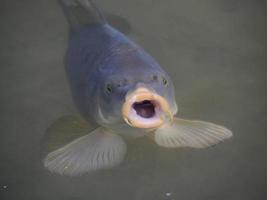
[132,100,155,118]
[122,87,172,129]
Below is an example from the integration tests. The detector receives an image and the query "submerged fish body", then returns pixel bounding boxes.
[66,24,177,132]
[43,0,232,176]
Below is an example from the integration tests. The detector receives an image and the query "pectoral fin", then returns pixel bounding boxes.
[43,127,127,176]
[154,118,232,148]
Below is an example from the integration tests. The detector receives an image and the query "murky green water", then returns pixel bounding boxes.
[1,0,267,199]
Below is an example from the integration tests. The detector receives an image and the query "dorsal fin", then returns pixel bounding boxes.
[58,0,107,31]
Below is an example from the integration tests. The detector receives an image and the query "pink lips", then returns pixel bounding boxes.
[122,87,173,129]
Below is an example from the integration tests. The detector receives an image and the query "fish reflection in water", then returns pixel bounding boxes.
[42,0,232,176]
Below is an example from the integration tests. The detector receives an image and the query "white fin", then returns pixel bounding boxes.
[43,127,127,176]
[154,118,232,148]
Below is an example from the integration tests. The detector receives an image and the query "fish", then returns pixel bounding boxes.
[43,0,232,176]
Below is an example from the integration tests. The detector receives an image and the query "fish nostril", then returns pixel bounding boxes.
[132,100,155,118]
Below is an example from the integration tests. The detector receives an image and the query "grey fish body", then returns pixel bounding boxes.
[43,0,232,176]
[66,24,176,131]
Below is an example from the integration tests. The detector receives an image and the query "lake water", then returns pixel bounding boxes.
[1,0,266,199]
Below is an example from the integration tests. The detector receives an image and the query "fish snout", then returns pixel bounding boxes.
[122,87,173,129]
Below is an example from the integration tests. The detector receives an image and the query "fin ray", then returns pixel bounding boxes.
[154,118,232,148]
[43,127,127,176]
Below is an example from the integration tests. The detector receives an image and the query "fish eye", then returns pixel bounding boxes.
[106,83,113,93]
[162,77,168,86]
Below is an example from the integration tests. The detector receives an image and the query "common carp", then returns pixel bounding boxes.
[43,0,232,176]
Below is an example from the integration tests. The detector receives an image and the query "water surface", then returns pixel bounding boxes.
[1,0,267,199]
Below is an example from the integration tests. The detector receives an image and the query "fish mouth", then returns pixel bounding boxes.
[122,87,173,129]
